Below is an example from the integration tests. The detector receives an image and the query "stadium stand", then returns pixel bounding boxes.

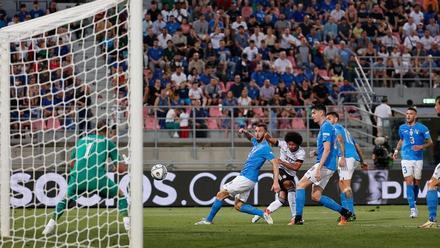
[2,0,440,168]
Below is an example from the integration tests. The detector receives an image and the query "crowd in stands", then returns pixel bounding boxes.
[2,1,112,134]
[3,0,440,136]
[142,0,440,134]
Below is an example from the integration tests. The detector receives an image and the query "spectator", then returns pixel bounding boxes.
[237,88,252,108]
[192,14,208,38]
[323,17,338,41]
[229,75,245,98]
[179,108,190,138]
[323,40,340,65]
[154,89,171,128]
[374,97,392,137]
[165,108,180,138]
[260,79,275,102]
[171,66,187,86]
[158,28,172,49]
[247,80,260,100]
[30,1,45,19]
[188,82,204,101]
[274,51,292,73]
[402,17,417,37]
[242,40,259,62]
[330,3,345,22]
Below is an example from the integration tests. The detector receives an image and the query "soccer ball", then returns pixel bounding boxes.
[151,164,167,180]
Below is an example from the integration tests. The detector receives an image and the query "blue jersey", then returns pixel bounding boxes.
[399,122,431,160]
[240,138,275,182]
[316,120,338,171]
[334,124,360,161]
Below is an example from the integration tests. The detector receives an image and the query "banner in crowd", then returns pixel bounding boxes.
[9,170,438,208]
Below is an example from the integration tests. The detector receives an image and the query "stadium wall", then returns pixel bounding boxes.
[9,170,438,208]
[373,88,440,105]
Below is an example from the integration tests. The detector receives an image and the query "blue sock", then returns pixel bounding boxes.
[427,190,438,222]
[340,192,347,209]
[406,185,415,209]
[206,199,223,222]
[345,196,355,214]
[239,204,264,216]
[414,185,419,203]
[319,195,342,213]
[296,188,305,217]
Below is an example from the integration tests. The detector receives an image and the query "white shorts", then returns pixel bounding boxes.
[222,175,255,202]
[432,163,440,180]
[401,160,423,179]
[338,157,359,181]
[303,163,335,189]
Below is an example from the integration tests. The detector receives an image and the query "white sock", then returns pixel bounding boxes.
[267,199,283,213]
[288,190,296,218]
[123,217,130,231]
[48,218,56,226]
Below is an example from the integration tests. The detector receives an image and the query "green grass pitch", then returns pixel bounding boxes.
[0,206,439,247]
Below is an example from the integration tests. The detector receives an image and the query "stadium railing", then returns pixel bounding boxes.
[357,55,440,91]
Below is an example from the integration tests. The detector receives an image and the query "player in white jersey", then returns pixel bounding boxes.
[419,96,440,228]
[251,132,305,225]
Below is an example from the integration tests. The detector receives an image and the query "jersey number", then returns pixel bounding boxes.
[85,143,94,158]
[409,136,415,144]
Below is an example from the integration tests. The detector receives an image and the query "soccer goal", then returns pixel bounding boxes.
[0,0,144,247]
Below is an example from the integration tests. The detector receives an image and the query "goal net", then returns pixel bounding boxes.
[0,0,144,247]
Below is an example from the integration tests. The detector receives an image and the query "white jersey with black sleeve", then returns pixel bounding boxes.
[278,140,306,177]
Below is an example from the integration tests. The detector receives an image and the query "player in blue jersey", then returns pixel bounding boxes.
[419,96,440,228]
[293,104,352,225]
[195,123,280,225]
[392,107,433,218]
[326,112,368,221]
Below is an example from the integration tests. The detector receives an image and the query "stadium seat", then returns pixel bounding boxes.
[31,119,46,131]
[291,118,306,129]
[209,106,222,117]
[207,118,219,129]
[46,117,61,130]
[145,116,159,130]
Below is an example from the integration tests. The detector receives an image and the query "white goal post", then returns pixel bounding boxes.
[0,0,143,247]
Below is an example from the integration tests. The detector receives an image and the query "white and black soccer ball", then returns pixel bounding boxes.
[151,164,167,180]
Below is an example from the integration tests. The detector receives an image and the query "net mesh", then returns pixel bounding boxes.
[1,0,132,247]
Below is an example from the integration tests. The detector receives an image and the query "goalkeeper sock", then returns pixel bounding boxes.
[118,197,129,217]
[54,199,68,220]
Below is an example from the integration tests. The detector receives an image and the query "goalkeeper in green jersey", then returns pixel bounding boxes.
[43,119,130,235]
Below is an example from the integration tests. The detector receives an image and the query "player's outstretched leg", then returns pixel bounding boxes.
[252,193,285,223]
[43,183,79,235]
[236,199,273,224]
[195,190,228,225]
[311,187,352,225]
[419,178,439,228]
[287,188,296,225]
[99,178,130,232]
[294,188,305,225]
[339,179,356,221]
